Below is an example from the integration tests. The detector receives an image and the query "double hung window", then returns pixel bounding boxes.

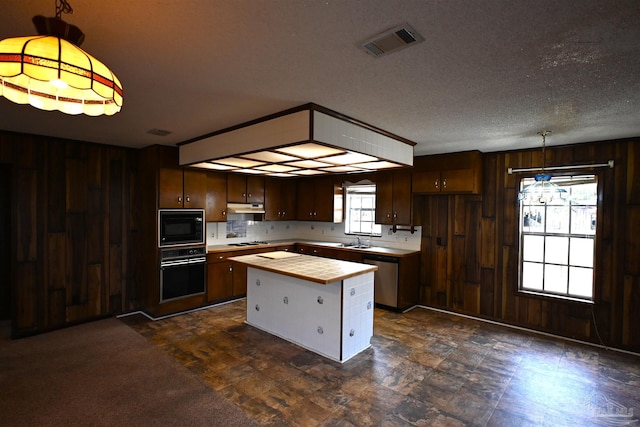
[344,185,382,236]
[518,174,597,300]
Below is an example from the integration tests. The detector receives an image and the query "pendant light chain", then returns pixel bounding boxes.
[537,130,551,173]
[55,0,74,18]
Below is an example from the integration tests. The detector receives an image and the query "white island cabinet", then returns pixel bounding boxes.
[229,251,377,363]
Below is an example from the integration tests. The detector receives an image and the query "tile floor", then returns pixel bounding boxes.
[121,301,640,426]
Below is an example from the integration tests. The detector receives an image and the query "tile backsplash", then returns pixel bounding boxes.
[207,220,421,251]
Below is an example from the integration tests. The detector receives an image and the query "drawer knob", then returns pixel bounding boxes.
[255,304,260,311]
[350,288,356,296]
[283,296,289,304]
[317,326,323,334]
[349,329,355,337]
[317,296,324,304]
[256,279,261,287]
[367,301,372,310]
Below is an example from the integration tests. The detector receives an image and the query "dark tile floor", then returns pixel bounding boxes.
[121,301,640,426]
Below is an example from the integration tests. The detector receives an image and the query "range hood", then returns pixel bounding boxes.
[226,203,266,214]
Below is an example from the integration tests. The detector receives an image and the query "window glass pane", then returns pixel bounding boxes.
[569,238,594,268]
[545,236,568,265]
[522,235,544,262]
[544,264,568,294]
[571,181,598,205]
[546,206,569,234]
[523,207,544,229]
[569,267,593,298]
[571,206,597,235]
[522,262,543,290]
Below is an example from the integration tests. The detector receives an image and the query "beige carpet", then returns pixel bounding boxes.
[0,318,259,426]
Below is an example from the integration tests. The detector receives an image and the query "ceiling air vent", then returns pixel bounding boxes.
[147,128,172,137]
[361,23,424,58]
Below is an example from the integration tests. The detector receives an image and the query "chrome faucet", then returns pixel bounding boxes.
[356,236,362,246]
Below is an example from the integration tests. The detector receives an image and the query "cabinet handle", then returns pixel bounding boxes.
[255,304,260,311]
[178,195,182,203]
[386,213,391,219]
[442,178,447,189]
[185,195,191,203]
[282,211,285,216]
[242,192,246,198]
[367,301,372,310]
[248,193,252,198]
[283,296,288,304]
[317,326,324,334]
[349,329,355,337]
[434,179,439,189]
[317,296,324,304]
[350,288,356,296]
[222,210,226,216]
[256,279,261,287]
[229,266,233,272]
[393,212,397,219]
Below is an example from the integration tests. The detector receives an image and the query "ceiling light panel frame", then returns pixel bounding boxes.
[179,103,415,176]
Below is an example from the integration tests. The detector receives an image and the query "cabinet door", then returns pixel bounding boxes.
[313,177,337,222]
[246,176,265,203]
[206,172,227,222]
[279,179,297,220]
[183,169,206,209]
[158,168,184,208]
[440,169,478,194]
[392,171,412,225]
[227,174,247,203]
[207,261,233,302]
[264,178,282,221]
[412,170,442,194]
[375,172,393,224]
[232,261,247,296]
[296,179,316,220]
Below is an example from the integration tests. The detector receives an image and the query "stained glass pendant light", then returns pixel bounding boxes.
[0,0,123,116]
[518,130,567,204]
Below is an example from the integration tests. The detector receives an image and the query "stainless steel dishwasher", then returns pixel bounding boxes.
[363,254,399,308]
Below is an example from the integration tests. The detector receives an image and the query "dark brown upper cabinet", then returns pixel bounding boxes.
[227,174,265,204]
[158,168,207,209]
[264,177,297,221]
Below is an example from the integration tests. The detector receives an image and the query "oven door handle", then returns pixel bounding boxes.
[189,257,207,264]
[160,259,191,268]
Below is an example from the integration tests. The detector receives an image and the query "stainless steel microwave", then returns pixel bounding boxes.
[158,209,205,247]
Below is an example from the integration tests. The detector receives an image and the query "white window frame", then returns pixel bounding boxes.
[344,184,382,236]
[518,174,598,302]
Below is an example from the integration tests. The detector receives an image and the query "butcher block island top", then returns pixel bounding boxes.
[229,251,377,284]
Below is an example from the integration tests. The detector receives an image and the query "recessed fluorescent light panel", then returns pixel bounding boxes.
[180,104,414,175]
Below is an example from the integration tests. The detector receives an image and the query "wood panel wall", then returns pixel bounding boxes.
[416,138,640,353]
[0,131,140,337]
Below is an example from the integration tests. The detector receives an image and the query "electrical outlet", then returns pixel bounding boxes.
[404,237,408,242]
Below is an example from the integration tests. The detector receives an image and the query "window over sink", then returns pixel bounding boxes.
[344,184,382,236]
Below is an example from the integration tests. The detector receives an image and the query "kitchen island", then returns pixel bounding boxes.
[229,251,377,362]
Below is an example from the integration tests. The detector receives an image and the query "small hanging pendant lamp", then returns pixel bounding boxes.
[518,131,567,204]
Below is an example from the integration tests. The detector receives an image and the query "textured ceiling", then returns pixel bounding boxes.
[1,0,639,156]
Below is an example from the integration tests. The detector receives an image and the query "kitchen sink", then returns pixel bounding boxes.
[335,243,371,249]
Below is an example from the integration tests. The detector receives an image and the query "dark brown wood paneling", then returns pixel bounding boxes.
[47,140,66,232]
[3,131,139,337]
[416,138,640,353]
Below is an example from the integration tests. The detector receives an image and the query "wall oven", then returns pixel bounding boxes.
[159,246,206,302]
[158,209,205,247]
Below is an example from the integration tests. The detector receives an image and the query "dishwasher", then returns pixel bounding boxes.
[362,254,399,308]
